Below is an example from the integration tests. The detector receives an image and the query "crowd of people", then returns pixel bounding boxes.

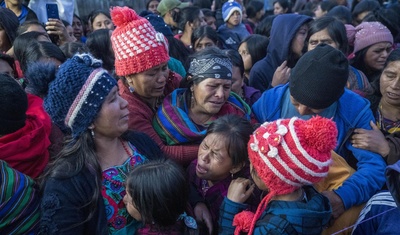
[0,0,400,234]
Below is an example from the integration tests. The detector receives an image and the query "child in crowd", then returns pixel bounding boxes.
[217,0,250,50]
[121,158,198,235]
[219,116,336,234]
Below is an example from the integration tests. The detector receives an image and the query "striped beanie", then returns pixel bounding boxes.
[233,116,337,235]
[110,6,169,77]
[44,54,116,138]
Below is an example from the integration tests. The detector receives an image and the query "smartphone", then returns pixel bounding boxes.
[46,3,60,44]
[46,3,59,20]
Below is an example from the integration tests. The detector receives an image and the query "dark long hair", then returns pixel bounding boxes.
[191,25,219,50]
[126,158,188,227]
[86,29,114,72]
[239,34,269,68]
[176,6,202,32]
[206,115,254,167]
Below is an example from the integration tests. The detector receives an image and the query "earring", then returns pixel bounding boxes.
[231,172,234,179]
[190,90,195,108]
[129,86,135,93]
[91,129,95,139]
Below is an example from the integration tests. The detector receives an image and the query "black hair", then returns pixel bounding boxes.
[224,49,244,75]
[239,34,269,67]
[246,0,264,19]
[352,0,380,24]
[166,35,192,65]
[351,46,374,78]
[202,8,216,18]
[86,29,114,72]
[319,0,337,12]
[59,42,89,58]
[191,25,219,50]
[325,5,352,24]
[126,158,188,227]
[14,39,66,74]
[273,0,291,13]
[16,20,46,37]
[384,48,400,68]
[193,0,213,9]
[297,9,315,17]
[206,115,254,167]
[307,16,348,54]
[254,15,277,38]
[0,53,15,70]
[146,0,160,9]
[176,6,202,31]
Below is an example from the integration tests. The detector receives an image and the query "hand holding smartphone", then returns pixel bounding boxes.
[46,3,60,44]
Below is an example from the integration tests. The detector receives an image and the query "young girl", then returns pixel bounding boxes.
[122,159,198,235]
[219,116,336,235]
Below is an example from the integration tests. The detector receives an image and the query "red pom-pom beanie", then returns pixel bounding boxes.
[236,116,337,235]
[110,6,170,77]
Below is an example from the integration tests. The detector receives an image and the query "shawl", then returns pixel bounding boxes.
[153,88,251,145]
[0,160,40,234]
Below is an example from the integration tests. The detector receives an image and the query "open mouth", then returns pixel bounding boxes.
[196,164,208,174]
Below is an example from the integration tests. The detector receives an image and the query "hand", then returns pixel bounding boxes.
[322,190,345,220]
[193,202,213,235]
[227,178,255,204]
[46,19,75,45]
[351,120,390,157]
[271,60,291,87]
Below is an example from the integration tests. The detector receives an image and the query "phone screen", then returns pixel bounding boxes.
[46,3,59,20]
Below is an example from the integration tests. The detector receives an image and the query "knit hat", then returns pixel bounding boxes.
[352,22,393,55]
[222,0,242,22]
[0,8,19,48]
[157,0,190,16]
[110,6,170,77]
[44,54,116,139]
[289,44,348,110]
[233,116,337,235]
[0,74,27,135]
[345,24,356,47]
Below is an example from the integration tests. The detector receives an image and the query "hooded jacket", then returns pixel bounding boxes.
[249,14,312,92]
[0,94,51,179]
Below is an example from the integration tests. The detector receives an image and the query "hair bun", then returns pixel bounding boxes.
[111,6,139,27]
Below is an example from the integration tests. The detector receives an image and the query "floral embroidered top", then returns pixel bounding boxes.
[101,142,147,234]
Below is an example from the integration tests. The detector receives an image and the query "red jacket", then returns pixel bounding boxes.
[0,94,51,178]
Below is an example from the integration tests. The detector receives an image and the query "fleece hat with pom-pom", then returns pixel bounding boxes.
[222,0,242,22]
[110,6,170,77]
[233,116,337,235]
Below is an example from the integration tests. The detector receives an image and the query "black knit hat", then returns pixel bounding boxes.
[289,44,348,109]
[0,74,28,135]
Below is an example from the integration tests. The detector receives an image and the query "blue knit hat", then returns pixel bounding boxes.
[44,54,117,138]
[222,0,242,22]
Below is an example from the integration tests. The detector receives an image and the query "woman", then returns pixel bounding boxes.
[187,115,261,234]
[224,49,261,106]
[352,49,400,165]
[273,0,290,15]
[88,9,114,32]
[174,6,207,50]
[110,7,197,166]
[238,34,269,82]
[153,47,253,148]
[244,0,264,32]
[307,16,373,97]
[72,14,86,42]
[191,25,219,52]
[249,14,312,92]
[32,54,163,234]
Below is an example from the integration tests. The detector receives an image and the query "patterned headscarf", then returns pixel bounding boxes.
[188,48,232,83]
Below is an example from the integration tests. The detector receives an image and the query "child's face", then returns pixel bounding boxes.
[227,10,241,27]
[250,163,267,190]
[123,188,142,221]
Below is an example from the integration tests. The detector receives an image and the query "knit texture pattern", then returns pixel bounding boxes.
[44,54,116,138]
[110,6,170,76]
[353,22,393,54]
[235,116,337,235]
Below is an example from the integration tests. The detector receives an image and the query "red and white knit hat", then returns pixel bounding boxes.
[233,116,337,235]
[110,6,170,77]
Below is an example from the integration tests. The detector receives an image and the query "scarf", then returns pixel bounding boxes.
[153,88,251,145]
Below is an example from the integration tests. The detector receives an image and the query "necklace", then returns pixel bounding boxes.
[121,139,132,157]
[377,104,400,134]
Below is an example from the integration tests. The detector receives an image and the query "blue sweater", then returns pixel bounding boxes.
[252,84,386,209]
